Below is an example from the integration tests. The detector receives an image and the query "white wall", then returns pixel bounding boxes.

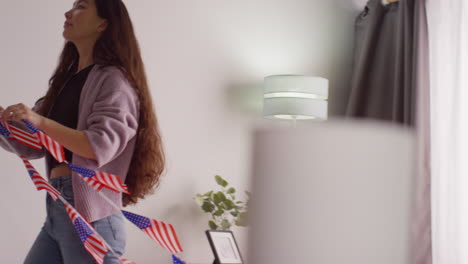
[0,0,364,263]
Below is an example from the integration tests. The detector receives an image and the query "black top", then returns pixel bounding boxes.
[46,64,95,170]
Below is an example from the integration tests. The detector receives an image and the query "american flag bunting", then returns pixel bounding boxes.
[6,123,42,150]
[23,120,65,162]
[0,121,9,136]
[74,217,108,264]
[172,255,186,264]
[119,258,137,264]
[68,164,130,194]
[122,210,183,254]
[20,155,61,200]
[64,203,138,264]
[64,202,108,264]
[2,121,183,263]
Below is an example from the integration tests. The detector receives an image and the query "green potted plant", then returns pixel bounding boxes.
[194,175,250,230]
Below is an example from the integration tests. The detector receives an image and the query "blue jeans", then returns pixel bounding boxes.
[24,175,126,264]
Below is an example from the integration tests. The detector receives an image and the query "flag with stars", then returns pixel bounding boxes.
[172,255,186,264]
[20,155,61,200]
[5,122,42,150]
[23,121,65,162]
[0,121,9,136]
[67,163,130,194]
[122,210,183,254]
[73,215,108,264]
[64,202,138,264]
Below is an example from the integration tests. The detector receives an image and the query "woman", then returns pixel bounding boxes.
[0,0,164,263]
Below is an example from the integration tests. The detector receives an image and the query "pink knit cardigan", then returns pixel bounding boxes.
[0,65,140,222]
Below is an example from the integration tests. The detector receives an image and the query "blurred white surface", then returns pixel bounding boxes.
[248,119,415,264]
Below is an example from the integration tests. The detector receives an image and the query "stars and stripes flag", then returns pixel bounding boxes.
[64,202,82,223]
[20,155,61,201]
[23,121,65,163]
[119,258,137,264]
[64,202,108,264]
[75,217,108,264]
[67,164,130,194]
[122,210,183,254]
[0,121,10,136]
[5,122,42,150]
[172,255,186,264]
[64,203,138,264]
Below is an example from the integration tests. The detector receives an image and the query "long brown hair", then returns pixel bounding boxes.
[39,0,165,206]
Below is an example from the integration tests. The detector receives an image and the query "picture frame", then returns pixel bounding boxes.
[205,230,244,264]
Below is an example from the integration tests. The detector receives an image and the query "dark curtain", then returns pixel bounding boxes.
[346,0,421,126]
[348,0,432,263]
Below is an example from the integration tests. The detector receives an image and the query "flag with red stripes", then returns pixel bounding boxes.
[6,123,42,150]
[119,258,137,264]
[63,202,108,264]
[65,203,127,264]
[37,131,66,163]
[122,211,183,254]
[22,121,65,162]
[65,199,139,264]
[20,155,61,201]
[64,202,81,223]
[75,217,108,264]
[67,164,130,194]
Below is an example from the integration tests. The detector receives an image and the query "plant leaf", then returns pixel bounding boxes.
[221,219,231,230]
[202,201,215,213]
[194,194,204,206]
[224,199,235,210]
[218,191,227,201]
[227,187,236,194]
[213,192,224,204]
[203,191,213,197]
[210,192,217,205]
[231,211,239,217]
[235,212,249,227]
[209,220,218,230]
[215,175,229,188]
[213,209,224,216]
[213,192,226,205]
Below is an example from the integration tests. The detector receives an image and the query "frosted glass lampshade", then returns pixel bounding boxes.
[263,75,329,120]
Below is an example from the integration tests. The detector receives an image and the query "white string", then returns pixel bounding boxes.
[3,121,182,259]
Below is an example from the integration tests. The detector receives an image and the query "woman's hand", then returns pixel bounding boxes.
[0,103,45,128]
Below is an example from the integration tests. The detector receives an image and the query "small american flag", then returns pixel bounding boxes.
[0,121,9,136]
[68,164,130,194]
[122,210,183,254]
[6,123,42,150]
[64,203,137,264]
[20,155,61,201]
[119,258,137,264]
[64,202,108,264]
[75,217,108,263]
[172,255,186,264]
[64,202,81,222]
[23,121,65,162]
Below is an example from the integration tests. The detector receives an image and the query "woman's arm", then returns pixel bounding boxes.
[37,118,96,160]
[0,103,97,160]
